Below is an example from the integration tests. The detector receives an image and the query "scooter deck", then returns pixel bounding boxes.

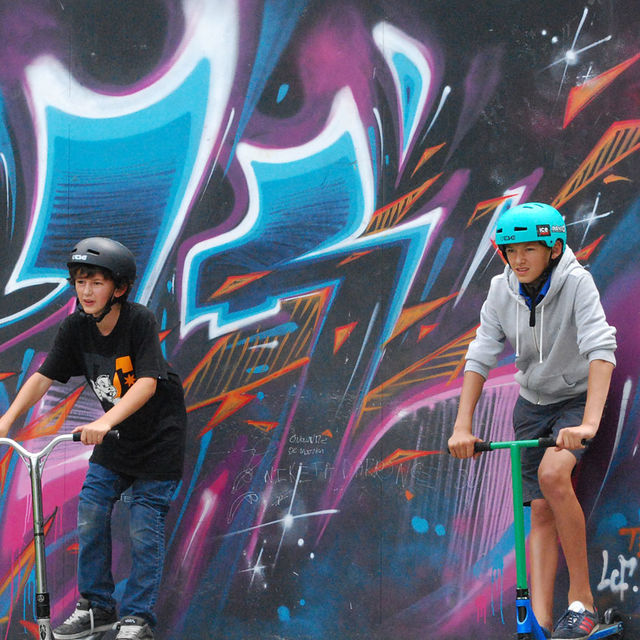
[518,618,623,638]
[590,621,624,638]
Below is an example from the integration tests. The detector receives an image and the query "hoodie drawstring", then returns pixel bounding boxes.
[515,304,520,357]
[515,301,544,362]
[539,306,544,363]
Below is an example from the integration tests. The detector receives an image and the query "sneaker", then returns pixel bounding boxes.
[552,601,599,639]
[541,626,551,638]
[53,598,117,639]
[115,616,154,639]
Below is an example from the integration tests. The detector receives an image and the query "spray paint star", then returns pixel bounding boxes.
[240,546,267,588]
[542,7,612,98]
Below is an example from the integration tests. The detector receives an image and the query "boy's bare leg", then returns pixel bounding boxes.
[538,449,595,611]
[529,498,559,630]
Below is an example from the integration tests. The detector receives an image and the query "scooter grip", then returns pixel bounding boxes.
[72,430,120,442]
[473,441,493,452]
[537,437,592,448]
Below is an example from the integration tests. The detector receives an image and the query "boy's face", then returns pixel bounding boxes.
[504,241,561,284]
[73,270,127,318]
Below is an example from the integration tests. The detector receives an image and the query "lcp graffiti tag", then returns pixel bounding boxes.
[597,527,640,601]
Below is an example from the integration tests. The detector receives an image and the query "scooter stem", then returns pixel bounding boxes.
[30,459,53,638]
[509,444,528,593]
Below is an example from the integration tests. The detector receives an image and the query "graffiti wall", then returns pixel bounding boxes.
[0,0,639,638]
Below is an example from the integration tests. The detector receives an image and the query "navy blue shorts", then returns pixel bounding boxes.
[513,393,588,504]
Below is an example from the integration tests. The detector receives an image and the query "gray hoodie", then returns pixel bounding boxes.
[465,247,617,405]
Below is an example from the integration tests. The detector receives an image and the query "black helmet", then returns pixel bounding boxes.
[68,237,136,283]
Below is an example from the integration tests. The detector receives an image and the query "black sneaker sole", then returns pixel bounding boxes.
[53,623,117,640]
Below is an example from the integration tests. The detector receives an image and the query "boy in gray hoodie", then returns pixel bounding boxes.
[448,202,617,640]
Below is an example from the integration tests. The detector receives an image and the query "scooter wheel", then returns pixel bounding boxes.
[603,607,622,624]
[602,607,625,638]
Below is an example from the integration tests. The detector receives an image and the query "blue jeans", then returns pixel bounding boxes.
[77,463,178,627]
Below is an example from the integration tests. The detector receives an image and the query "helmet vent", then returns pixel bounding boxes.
[87,249,100,255]
[514,226,528,231]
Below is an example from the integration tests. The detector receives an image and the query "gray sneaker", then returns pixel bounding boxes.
[115,616,154,639]
[552,601,599,639]
[53,598,117,639]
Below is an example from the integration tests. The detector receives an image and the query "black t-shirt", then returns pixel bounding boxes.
[39,302,186,480]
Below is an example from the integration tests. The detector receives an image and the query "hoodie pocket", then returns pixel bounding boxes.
[561,372,579,388]
[535,372,579,396]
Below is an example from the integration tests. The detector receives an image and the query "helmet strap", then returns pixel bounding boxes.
[75,296,116,324]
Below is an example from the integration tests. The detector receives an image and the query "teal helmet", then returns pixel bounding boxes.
[495,202,566,251]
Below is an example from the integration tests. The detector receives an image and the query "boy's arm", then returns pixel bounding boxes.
[73,376,158,445]
[0,372,54,438]
[556,359,615,450]
[448,370,486,458]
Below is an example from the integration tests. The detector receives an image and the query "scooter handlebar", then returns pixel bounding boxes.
[470,436,591,453]
[451,436,591,455]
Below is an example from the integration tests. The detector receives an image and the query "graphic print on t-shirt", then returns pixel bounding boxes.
[91,374,119,404]
[88,355,137,408]
[114,356,137,398]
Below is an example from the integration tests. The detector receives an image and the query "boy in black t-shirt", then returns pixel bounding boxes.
[0,238,186,640]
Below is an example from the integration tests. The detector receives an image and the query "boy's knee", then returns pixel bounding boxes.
[78,498,111,530]
[538,461,574,501]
